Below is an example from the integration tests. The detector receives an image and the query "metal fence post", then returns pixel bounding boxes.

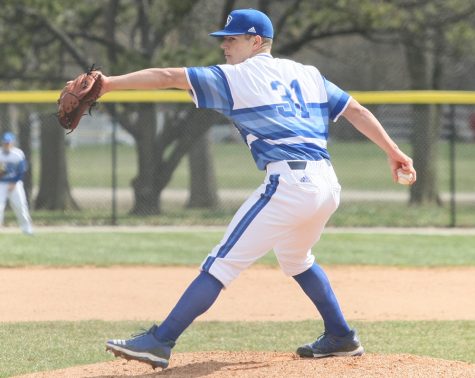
[111,117,118,226]
[449,105,456,228]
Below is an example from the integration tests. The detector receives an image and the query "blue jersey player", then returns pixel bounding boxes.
[101,9,416,369]
[0,132,34,235]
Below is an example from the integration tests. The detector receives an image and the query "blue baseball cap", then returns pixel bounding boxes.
[210,9,274,39]
[1,132,15,143]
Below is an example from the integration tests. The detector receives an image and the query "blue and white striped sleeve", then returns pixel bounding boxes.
[185,66,234,115]
[323,77,351,122]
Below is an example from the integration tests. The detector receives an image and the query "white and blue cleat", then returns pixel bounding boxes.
[106,324,175,369]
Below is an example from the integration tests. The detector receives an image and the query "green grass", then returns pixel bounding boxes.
[30,141,475,191]
[1,320,474,377]
[6,199,475,228]
[330,202,475,228]
[1,231,474,267]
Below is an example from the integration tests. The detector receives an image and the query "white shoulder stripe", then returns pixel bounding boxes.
[246,134,327,149]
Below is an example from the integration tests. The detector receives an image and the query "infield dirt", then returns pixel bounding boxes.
[5,265,475,377]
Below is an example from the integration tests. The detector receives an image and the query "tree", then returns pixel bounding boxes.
[269,0,475,205]
[397,2,475,204]
[17,109,34,202]
[1,0,215,214]
[35,116,79,210]
[187,110,226,209]
[371,1,475,204]
[0,1,80,210]
[1,0,474,213]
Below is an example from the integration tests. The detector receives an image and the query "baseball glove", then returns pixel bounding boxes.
[57,65,103,133]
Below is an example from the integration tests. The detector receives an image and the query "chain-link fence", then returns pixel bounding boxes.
[1,94,474,228]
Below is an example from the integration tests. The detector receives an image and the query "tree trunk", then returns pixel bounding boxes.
[187,129,219,208]
[409,105,442,205]
[129,104,159,215]
[151,108,219,214]
[35,115,79,210]
[17,109,33,202]
[404,36,442,205]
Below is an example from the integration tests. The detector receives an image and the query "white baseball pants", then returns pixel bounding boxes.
[201,160,341,287]
[0,181,33,234]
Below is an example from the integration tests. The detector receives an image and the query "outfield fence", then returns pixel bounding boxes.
[0,90,474,228]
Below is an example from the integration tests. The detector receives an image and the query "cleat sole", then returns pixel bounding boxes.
[106,345,168,369]
[296,345,365,359]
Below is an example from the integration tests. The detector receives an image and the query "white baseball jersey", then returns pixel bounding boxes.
[0,146,33,234]
[0,146,27,183]
[186,53,350,170]
[185,54,349,286]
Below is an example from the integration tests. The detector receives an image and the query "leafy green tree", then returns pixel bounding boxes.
[270,0,475,205]
[1,0,474,214]
[0,0,79,209]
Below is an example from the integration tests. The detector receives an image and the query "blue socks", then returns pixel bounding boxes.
[154,263,349,342]
[293,263,351,337]
[154,271,223,342]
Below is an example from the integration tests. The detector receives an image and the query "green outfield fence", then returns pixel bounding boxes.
[0,90,474,228]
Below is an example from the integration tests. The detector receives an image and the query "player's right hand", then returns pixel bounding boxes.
[388,153,417,185]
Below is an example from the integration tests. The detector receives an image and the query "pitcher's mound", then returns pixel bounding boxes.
[15,352,475,377]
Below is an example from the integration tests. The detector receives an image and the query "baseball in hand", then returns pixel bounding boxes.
[397,169,414,185]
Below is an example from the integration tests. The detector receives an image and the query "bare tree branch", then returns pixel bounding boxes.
[277,27,367,56]
[273,0,303,38]
[16,6,90,70]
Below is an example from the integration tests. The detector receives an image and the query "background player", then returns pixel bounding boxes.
[102,9,416,369]
[0,131,34,235]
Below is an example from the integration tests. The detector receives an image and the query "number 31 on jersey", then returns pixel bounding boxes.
[271,79,310,118]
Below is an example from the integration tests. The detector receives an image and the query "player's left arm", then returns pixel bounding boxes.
[342,98,416,184]
[99,68,191,97]
[8,157,27,183]
[16,159,27,181]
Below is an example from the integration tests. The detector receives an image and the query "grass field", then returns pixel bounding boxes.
[1,231,475,267]
[31,141,475,191]
[8,199,475,228]
[1,230,474,377]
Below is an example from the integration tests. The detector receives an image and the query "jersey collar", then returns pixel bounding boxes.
[255,53,273,58]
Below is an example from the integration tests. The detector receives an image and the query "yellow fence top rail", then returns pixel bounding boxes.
[350,91,475,104]
[1,90,475,104]
[0,90,191,103]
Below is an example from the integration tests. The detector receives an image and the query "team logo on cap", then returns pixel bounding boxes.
[225,15,232,27]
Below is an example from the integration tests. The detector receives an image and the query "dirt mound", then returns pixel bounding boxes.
[15,352,475,378]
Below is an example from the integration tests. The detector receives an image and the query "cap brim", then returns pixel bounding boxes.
[209,30,246,37]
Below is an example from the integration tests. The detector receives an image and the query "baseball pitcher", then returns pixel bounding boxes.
[90,9,416,369]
